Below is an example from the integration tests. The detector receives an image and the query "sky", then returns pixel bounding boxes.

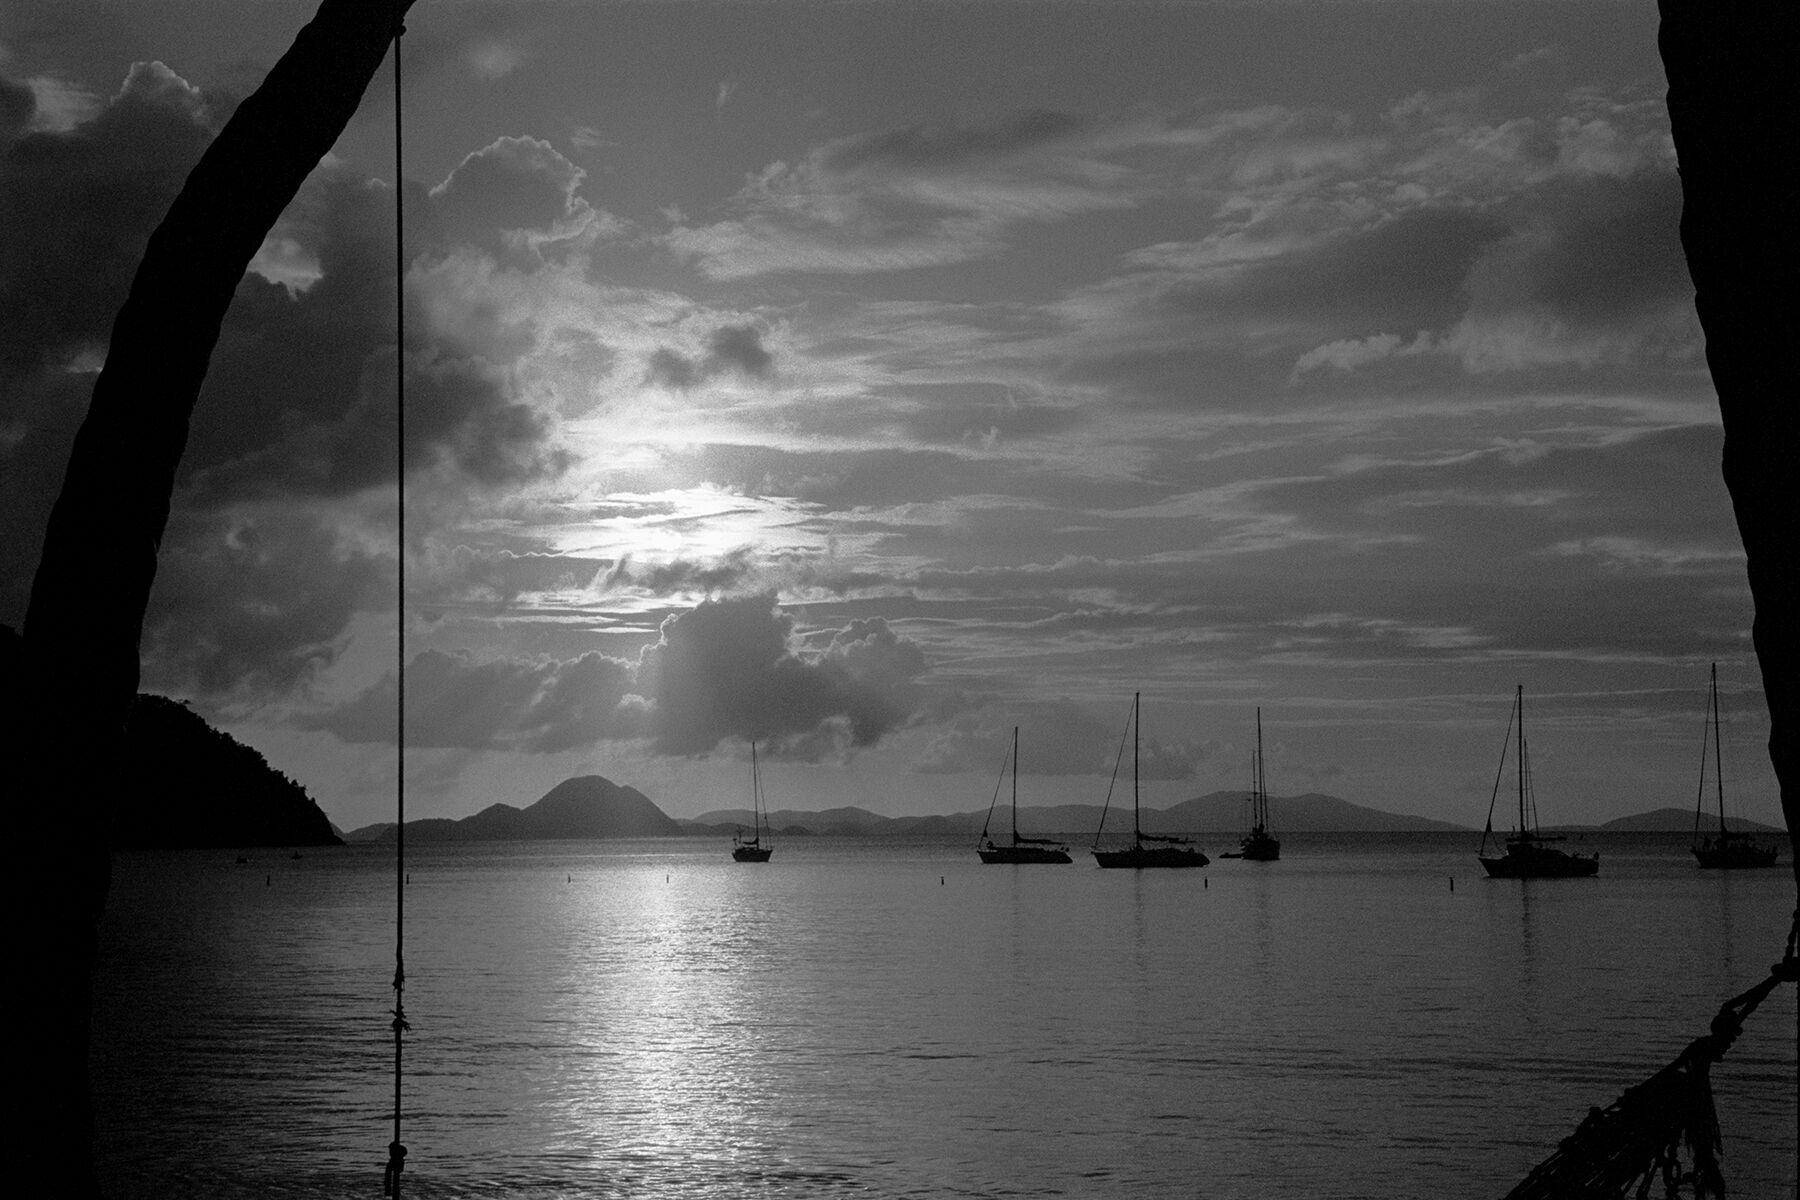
[1,0,1778,833]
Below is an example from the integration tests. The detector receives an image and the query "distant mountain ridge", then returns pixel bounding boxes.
[345,775,681,842]
[688,790,1470,836]
[1552,806,1785,834]
[345,775,1791,843]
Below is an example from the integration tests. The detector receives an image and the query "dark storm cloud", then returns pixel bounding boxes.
[306,595,930,756]
[182,149,581,501]
[192,343,567,500]
[0,61,592,694]
[0,61,221,624]
[1160,207,1511,339]
[642,323,775,390]
[305,646,643,752]
[1464,173,1691,325]
[3,62,575,514]
[603,548,758,595]
[705,324,774,377]
[0,61,217,382]
[644,346,701,390]
[641,594,925,756]
[818,110,1085,172]
[139,510,390,699]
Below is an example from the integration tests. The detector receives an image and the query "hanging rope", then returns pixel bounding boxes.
[1504,910,1799,1199]
[384,3,409,1196]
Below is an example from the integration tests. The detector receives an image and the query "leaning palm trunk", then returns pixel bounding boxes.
[1659,0,1800,882]
[5,1,417,1187]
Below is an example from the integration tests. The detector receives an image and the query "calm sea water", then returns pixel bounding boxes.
[92,833,1796,1198]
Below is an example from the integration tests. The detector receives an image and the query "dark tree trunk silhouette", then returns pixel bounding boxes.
[5,1,416,1188]
[1660,0,1800,887]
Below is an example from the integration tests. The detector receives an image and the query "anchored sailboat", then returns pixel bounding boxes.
[731,741,773,863]
[1236,707,1280,861]
[977,727,1072,864]
[1477,685,1598,878]
[1092,693,1208,869]
[1691,663,1779,869]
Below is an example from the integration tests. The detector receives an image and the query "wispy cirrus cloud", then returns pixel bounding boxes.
[664,110,1138,279]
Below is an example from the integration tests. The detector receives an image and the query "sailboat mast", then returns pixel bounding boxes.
[751,740,762,841]
[1711,663,1727,837]
[1133,692,1142,843]
[1515,685,1527,834]
[1255,706,1265,828]
[1011,726,1020,845]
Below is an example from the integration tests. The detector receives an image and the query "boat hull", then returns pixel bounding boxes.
[1692,838,1778,869]
[1093,845,1209,869]
[1478,843,1597,878]
[731,845,772,863]
[978,845,1072,864]
[1238,830,1280,861]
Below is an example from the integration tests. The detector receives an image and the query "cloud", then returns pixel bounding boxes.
[429,135,611,267]
[642,322,775,390]
[0,60,218,383]
[306,594,930,758]
[140,508,391,701]
[817,110,1085,173]
[641,594,925,755]
[705,323,774,377]
[644,346,701,391]
[306,646,642,752]
[664,109,1131,279]
[465,40,524,82]
[1291,332,1417,377]
[22,75,103,132]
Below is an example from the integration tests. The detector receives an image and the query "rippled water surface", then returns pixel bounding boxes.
[93,834,1796,1197]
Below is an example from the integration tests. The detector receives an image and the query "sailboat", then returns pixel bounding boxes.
[731,740,773,863]
[1235,707,1281,861]
[1691,663,1779,869]
[1092,693,1209,869]
[1477,685,1598,878]
[977,727,1072,864]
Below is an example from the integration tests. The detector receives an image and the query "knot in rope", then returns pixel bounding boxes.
[382,1141,407,1196]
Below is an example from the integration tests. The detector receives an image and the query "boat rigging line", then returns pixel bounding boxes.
[384,3,410,1195]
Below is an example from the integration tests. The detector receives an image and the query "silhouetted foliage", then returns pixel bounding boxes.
[117,694,341,848]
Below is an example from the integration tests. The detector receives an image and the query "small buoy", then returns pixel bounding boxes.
[1204,876,1208,888]
[567,874,572,883]
[1449,876,1455,891]
[265,874,271,887]
[940,876,945,885]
